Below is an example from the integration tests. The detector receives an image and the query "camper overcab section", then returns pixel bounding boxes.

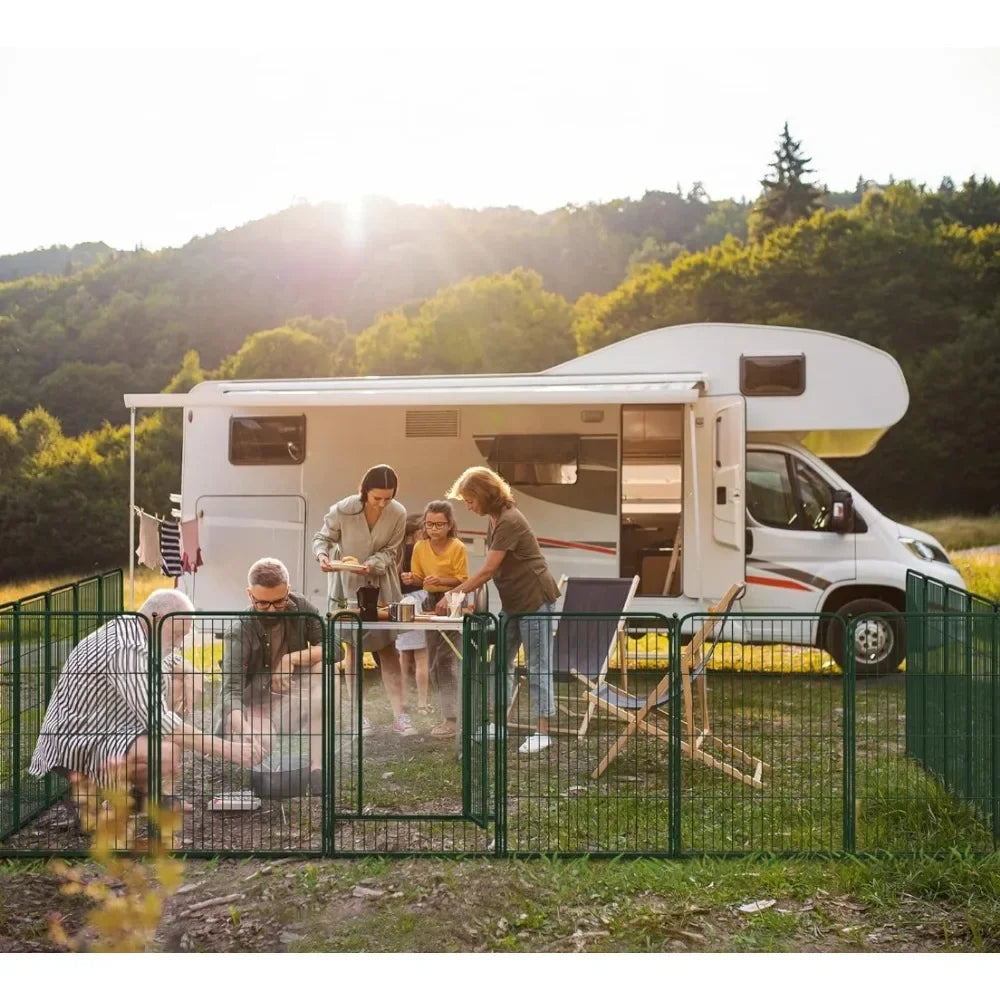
[124,323,964,674]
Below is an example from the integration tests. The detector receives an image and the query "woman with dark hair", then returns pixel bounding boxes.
[312,464,415,736]
[409,500,469,738]
[441,466,560,754]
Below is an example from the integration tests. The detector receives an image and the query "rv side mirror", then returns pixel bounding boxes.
[830,489,854,533]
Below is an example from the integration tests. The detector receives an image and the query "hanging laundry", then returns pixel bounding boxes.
[159,520,183,577]
[180,518,204,574]
[136,511,162,570]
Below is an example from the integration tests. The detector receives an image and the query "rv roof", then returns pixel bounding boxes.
[123,371,707,409]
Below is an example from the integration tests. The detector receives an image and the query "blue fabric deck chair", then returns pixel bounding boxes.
[589,583,768,789]
[507,575,639,738]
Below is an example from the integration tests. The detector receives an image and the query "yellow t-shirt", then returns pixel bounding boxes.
[411,537,469,593]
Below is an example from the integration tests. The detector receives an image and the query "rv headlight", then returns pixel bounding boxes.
[900,537,943,563]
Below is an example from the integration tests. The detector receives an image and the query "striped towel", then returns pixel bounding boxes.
[159,520,183,577]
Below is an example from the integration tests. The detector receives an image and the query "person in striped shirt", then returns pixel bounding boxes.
[29,589,263,812]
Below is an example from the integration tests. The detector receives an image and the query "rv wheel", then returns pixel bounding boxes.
[826,598,905,678]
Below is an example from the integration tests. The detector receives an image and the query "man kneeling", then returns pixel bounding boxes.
[217,557,339,796]
[29,589,263,825]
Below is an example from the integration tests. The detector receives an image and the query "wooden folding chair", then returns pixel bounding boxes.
[589,583,768,789]
[507,575,639,738]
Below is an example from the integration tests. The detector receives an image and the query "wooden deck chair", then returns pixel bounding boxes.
[589,583,768,789]
[507,575,639,738]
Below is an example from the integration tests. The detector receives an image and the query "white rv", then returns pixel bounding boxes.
[124,323,964,675]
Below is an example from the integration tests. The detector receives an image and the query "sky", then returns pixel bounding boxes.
[2,3,1000,255]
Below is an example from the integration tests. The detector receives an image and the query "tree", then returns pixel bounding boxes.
[748,123,823,240]
[215,327,331,380]
[37,361,133,435]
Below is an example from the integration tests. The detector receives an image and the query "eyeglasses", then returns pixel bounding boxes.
[250,593,290,611]
[423,520,449,528]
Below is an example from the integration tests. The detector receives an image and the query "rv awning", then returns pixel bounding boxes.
[123,373,706,409]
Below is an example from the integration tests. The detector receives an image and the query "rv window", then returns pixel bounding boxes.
[746,452,797,527]
[740,355,805,396]
[793,458,835,531]
[229,415,306,465]
[489,435,579,486]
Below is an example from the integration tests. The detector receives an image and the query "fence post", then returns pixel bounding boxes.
[43,593,52,804]
[669,614,682,858]
[11,607,21,834]
[993,612,999,850]
[842,613,856,854]
[496,613,507,857]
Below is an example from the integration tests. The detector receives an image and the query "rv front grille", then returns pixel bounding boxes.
[405,409,460,438]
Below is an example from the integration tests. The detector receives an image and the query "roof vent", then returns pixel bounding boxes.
[406,410,460,438]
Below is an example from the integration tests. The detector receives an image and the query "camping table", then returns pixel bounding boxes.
[342,618,469,756]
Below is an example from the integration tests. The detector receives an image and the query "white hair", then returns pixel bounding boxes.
[139,589,195,619]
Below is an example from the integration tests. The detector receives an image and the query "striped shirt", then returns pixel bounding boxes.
[28,616,183,782]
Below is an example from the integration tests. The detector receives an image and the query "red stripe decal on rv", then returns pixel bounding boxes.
[746,574,813,592]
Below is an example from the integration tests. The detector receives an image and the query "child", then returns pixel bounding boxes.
[396,513,432,715]
[410,500,469,738]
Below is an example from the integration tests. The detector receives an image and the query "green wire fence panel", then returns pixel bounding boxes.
[674,613,836,855]
[906,570,1000,849]
[501,611,678,857]
[329,612,501,857]
[152,611,329,858]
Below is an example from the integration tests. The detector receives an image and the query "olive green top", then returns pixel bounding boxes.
[487,506,561,614]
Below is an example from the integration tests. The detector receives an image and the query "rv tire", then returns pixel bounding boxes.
[826,597,905,678]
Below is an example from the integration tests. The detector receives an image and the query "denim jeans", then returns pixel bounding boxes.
[502,601,556,719]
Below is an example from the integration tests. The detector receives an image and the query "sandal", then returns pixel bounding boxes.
[431,719,457,738]
[416,705,435,716]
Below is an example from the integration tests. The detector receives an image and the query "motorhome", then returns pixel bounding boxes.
[124,323,965,675]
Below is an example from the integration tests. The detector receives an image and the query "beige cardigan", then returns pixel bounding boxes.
[311,495,406,609]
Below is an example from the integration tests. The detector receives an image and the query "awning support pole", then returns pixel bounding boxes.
[129,407,136,610]
[688,405,702,598]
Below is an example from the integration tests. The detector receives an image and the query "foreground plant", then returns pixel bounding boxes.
[48,788,185,952]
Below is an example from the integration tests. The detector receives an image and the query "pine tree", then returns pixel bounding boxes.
[749,123,822,240]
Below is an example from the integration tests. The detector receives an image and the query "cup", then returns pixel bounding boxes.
[447,591,464,617]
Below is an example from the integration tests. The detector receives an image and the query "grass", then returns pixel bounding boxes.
[949,550,1000,602]
[912,514,1000,552]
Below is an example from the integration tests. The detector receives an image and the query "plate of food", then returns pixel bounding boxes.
[325,556,368,571]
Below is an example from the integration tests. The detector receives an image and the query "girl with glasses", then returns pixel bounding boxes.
[409,500,469,738]
[395,513,432,717]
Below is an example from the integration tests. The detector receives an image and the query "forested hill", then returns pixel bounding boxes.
[0,242,113,283]
[0,190,755,433]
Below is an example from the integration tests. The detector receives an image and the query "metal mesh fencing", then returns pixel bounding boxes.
[904,569,999,848]
[329,612,500,856]
[501,611,677,856]
[152,611,328,857]
[4,578,1000,859]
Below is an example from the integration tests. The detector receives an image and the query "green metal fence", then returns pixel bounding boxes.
[0,570,123,844]
[905,569,999,844]
[3,568,1000,858]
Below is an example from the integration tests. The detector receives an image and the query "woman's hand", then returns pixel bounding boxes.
[318,554,334,573]
[401,571,421,587]
[423,574,442,588]
[344,563,370,576]
[434,594,451,615]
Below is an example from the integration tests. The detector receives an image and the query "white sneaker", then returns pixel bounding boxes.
[392,713,417,737]
[518,733,552,754]
[472,722,505,742]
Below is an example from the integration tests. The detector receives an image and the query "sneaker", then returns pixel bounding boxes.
[392,713,417,737]
[472,722,506,742]
[518,733,552,754]
[431,719,457,738]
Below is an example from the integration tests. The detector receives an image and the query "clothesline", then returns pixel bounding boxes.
[134,506,203,578]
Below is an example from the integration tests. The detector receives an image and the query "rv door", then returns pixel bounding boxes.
[684,396,746,599]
